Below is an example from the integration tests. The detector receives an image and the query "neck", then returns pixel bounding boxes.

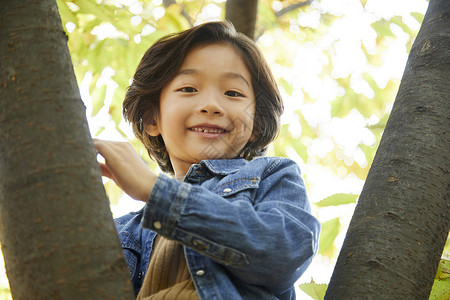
[174,173,185,182]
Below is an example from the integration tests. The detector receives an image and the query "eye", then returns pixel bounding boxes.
[225,90,244,97]
[178,87,198,93]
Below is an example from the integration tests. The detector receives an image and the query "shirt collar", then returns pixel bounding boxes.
[188,158,247,177]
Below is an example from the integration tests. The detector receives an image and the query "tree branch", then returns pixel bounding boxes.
[225,0,258,39]
[275,0,313,18]
[254,0,313,41]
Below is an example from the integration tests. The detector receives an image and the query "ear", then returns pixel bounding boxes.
[144,118,160,137]
[249,129,258,142]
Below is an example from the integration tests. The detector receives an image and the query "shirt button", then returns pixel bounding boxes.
[223,188,232,193]
[138,271,144,279]
[153,221,162,229]
[196,270,205,276]
[192,239,208,251]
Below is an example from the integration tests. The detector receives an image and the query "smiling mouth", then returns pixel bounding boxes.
[189,124,228,137]
[190,127,227,134]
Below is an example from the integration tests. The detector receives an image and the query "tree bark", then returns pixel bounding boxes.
[325,0,450,298]
[225,0,258,39]
[0,1,134,299]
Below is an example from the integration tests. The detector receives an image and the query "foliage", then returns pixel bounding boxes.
[315,193,357,207]
[299,280,327,300]
[429,259,450,300]
[1,0,441,298]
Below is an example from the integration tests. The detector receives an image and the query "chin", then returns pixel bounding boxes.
[194,144,243,161]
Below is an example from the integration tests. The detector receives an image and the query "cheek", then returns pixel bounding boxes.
[161,110,189,140]
[160,102,184,125]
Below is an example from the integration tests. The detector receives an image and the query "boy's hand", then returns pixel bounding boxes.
[93,139,156,202]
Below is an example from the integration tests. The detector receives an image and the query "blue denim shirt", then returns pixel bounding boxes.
[114,157,320,299]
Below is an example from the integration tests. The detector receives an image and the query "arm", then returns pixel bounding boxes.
[142,158,320,293]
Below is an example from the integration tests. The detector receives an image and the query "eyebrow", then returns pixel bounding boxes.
[177,69,251,87]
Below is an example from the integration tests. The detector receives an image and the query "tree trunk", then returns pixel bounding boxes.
[0,1,134,298]
[325,0,450,298]
[225,0,258,39]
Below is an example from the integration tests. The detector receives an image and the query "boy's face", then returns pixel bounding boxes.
[145,42,256,177]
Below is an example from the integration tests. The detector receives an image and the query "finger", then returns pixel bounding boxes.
[93,139,110,156]
[99,163,113,179]
[94,139,130,164]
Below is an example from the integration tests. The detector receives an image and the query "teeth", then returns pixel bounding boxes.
[192,127,225,134]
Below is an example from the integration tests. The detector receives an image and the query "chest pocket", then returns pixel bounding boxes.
[214,177,260,203]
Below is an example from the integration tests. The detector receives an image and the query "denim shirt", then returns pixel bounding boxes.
[114,157,320,299]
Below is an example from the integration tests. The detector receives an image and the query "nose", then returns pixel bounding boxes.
[197,93,224,116]
[199,104,223,115]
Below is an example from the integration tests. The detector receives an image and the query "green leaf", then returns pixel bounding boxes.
[363,73,381,94]
[91,84,107,116]
[391,16,412,35]
[104,180,124,206]
[371,19,394,37]
[429,259,450,300]
[443,233,450,256]
[95,126,105,136]
[257,0,277,34]
[318,217,340,256]
[359,144,377,167]
[429,278,450,300]
[109,104,122,126]
[76,0,112,23]
[109,86,126,126]
[315,193,358,207]
[330,97,346,118]
[158,4,190,32]
[297,111,315,138]
[292,139,308,162]
[279,77,293,96]
[299,281,328,300]
[411,12,424,24]
[436,259,450,280]
[331,77,356,118]
[56,0,79,26]
[111,9,137,34]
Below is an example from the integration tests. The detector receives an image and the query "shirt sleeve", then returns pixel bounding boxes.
[141,158,320,294]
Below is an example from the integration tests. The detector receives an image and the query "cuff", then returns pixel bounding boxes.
[141,173,191,238]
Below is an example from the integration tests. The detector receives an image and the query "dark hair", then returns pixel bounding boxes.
[123,21,283,174]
